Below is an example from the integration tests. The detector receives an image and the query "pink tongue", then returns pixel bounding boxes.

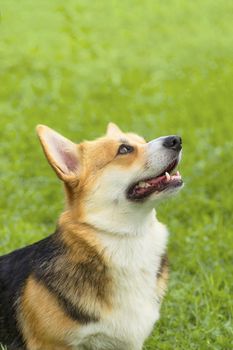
[148,175,166,186]
[136,175,166,195]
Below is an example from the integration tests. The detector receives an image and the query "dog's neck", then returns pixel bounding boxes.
[81,202,158,237]
[59,204,168,270]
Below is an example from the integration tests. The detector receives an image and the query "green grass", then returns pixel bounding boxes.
[0,0,233,349]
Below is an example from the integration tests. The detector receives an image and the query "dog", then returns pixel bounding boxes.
[0,123,183,350]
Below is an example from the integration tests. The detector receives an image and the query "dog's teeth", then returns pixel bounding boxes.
[165,172,171,181]
[177,171,180,177]
[138,181,151,188]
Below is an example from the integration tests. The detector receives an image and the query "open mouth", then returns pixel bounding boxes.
[127,159,183,201]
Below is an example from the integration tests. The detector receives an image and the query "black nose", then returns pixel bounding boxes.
[163,135,182,151]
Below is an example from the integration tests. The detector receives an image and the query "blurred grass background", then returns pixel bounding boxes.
[0,0,233,349]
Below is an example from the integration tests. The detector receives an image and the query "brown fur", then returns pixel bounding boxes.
[17,222,113,348]
[19,277,75,350]
[18,129,148,348]
[60,134,147,222]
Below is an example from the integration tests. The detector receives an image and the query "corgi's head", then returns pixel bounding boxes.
[37,123,183,235]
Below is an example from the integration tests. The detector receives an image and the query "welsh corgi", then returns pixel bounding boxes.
[0,123,183,350]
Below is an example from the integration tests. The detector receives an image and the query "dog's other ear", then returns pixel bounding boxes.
[36,125,80,182]
[106,122,123,138]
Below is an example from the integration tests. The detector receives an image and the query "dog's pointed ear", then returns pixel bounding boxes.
[106,122,123,138]
[36,125,80,182]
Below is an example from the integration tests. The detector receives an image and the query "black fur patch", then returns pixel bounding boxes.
[33,233,108,324]
[157,253,169,278]
[0,233,61,348]
[0,229,109,348]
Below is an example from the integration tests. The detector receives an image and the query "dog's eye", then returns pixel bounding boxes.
[117,144,134,155]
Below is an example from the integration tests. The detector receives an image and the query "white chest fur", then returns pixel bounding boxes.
[69,216,168,350]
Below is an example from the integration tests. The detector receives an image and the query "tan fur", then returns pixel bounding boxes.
[19,277,76,349]
[18,219,113,348]
[61,135,147,222]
